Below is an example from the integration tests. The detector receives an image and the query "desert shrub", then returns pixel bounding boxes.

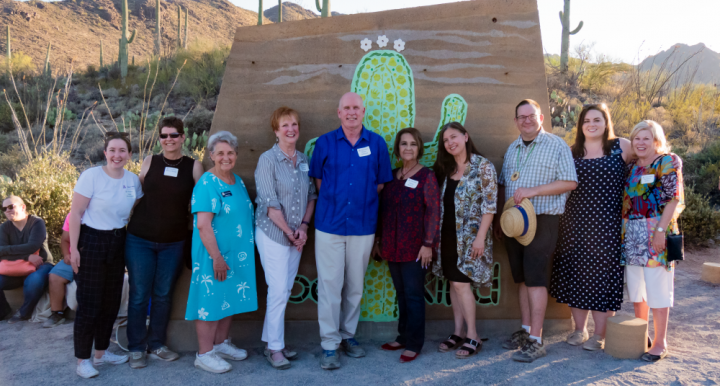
[184,107,214,135]
[682,185,720,245]
[0,145,25,179]
[174,42,230,104]
[0,153,79,257]
[0,51,36,75]
[47,107,77,127]
[681,139,720,206]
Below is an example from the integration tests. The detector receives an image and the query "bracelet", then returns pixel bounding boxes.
[301,221,310,226]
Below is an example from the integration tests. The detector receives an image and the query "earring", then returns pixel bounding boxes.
[275,137,279,143]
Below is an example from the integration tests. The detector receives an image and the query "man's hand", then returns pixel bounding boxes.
[513,187,537,204]
[28,254,43,268]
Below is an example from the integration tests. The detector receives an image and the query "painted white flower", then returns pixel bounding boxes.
[238,252,247,262]
[198,308,208,320]
[360,38,372,52]
[223,203,231,214]
[237,282,250,298]
[211,198,217,211]
[236,225,242,238]
[221,301,230,310]
[394,39,405,52]
[377,35,389,47]
[201,274,213,294]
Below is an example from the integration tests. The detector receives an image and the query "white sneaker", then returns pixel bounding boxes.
[194,351,232,374]
[214,339,248,361]
[76,359,99,379]
[93,351,129,365]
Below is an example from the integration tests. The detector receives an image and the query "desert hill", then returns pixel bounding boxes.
[640,43,720,85]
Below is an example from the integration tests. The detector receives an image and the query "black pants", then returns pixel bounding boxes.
[505,215,560,288]
[73,225,126,359]
[387,260,426,352]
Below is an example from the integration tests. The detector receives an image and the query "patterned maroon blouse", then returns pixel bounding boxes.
[377,167,441,263]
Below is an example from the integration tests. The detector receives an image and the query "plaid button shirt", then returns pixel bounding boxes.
[499,129,577,215]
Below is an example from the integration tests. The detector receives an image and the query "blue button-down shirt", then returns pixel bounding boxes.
[309,126,393,236]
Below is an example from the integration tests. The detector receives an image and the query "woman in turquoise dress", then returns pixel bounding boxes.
[185,131,258,374]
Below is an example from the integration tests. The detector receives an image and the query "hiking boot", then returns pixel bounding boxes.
[129,352,148,369]
[7,311,27,324]
[566,330,589,346]
[582,335,604,351]
[512,338,547,363]
[194,351,232,374]
[43,311,66,328]
[320,350,340,370]
[93,350,129,365]
[76,359,99,379]
[502,329,530,350]
[213,339,248,361]
[149,346,179,361]
[340,338,366,358]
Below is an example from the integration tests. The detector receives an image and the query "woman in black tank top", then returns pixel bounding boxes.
[124,117,203,366]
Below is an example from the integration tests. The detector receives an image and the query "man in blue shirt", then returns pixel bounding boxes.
[309,92,393,370]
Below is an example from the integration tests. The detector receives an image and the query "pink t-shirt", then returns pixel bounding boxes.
[62,213,70,232]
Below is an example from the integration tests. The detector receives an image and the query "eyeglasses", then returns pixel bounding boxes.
[159,133,182,139]
[105,131,130,139]
[2,204,16,212]
[516,114,539,122]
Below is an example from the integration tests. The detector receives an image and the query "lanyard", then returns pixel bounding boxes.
[515,142,537,174]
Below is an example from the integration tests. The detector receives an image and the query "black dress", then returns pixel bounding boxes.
[441,178,471,283]
[550,139,625,312]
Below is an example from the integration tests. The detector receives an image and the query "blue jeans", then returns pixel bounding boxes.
[387,260,426,352]
[125,233,185,352]
[0,262,53,319]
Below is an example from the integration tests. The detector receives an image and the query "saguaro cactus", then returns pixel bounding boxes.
[6,26,10,61]
[100,40,104,68]
[277,0,282,23]
[257,0,263,25]
[559,0,583,73]
[155,0,161,55]
[315,0,330,18]
[44,43,51,77]
[183,7,188,49]
[118,0,136,78]
[177,5,182,48]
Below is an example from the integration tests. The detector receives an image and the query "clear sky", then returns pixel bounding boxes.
[228,0,720,64]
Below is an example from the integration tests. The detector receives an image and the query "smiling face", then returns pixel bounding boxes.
[210,141,237,173]
[276,114,299,147]
[398,133,419,163]
[2,197,26,222]
[632,129,659,159]
[514,103,544,139]
[337,92,365,131]
[159,126,185,153]
[442,128,468,159]
[104,138,131,170]
[582,109,606,140]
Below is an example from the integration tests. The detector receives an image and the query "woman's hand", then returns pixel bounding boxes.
[213,256,230,282]
[652,230,667,253]
[70,248,81,274]
[28,254,43,268]
[416,246,432,268]
[470,237,485,260]
[372,241,382,261]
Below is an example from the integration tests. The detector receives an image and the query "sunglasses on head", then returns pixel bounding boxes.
[2,204,16,212]
[105,131,130,139]
[159,133,182,139]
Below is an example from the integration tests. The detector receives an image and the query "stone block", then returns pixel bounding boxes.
[604,314,648,359]
[700,262,720,284]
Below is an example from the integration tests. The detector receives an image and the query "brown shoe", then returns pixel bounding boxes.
[512,338,547,363]
[502,329,530,350]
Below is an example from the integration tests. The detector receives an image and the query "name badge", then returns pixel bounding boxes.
[164,167,179,177]
[357,146,371,157]
[125,187,136,199]
[404,178,419,189]
[641,174,655,184]
[299,163,309,172]
[221,191,233,197]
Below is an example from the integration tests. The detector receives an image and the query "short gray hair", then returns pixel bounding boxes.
[207,131,238,153]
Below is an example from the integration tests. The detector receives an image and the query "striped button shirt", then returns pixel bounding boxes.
[254,144,317,246]
[499,129,577,215]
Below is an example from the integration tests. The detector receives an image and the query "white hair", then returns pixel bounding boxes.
[207,131,238,153]
[630,120,671,154]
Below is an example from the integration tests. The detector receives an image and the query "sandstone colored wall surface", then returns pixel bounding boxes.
[178,0,569,321]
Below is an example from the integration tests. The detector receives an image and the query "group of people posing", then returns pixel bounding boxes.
[0,92,684,379]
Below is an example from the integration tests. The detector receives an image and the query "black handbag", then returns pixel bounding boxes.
[666,218,684,263]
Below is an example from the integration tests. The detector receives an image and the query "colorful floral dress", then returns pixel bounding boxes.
[432,154,498,286]
[621,155,684,271]
[185,172,258,321]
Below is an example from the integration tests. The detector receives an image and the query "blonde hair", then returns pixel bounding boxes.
[629,120,671,154]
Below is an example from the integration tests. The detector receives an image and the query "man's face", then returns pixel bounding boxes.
[514,104,544,138]
[2,198,26,222]
[338,94,365,131]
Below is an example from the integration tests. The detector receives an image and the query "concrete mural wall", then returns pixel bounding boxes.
[170,0,570,321]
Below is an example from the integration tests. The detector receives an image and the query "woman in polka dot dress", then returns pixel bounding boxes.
[550,104,631,351]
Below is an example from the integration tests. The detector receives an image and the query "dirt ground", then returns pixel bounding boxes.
[1,247,719,386]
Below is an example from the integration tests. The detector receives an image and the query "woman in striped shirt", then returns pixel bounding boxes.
[254,107,317,370]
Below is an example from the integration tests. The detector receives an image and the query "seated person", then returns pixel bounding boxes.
[0,195,53,323]
[44,213,73,328]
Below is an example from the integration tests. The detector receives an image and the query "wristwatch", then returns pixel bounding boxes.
[655,226,665,232]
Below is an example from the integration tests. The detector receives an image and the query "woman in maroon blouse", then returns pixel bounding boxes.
[373,127,440,363]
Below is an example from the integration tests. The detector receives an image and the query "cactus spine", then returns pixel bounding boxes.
[315,0,330,18]
[559,0,583,73]
[257,0,263,25]
[155,0,161,55]
[44,43,51,77]
[278,0,282,23]
[118,0,136,79]
[100,40,104,68]
[184,7,188,49]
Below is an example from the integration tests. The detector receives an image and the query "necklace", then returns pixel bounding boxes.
[279,146,297,160]
[162,154,183,167]
[400,162,419,180]
[511,142,537,181]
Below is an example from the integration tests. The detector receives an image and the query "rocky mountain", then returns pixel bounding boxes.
[262,2,341,23]
[640,43,720,86]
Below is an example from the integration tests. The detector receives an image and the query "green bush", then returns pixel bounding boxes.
[47,107,77,127]
[681,185,720,246]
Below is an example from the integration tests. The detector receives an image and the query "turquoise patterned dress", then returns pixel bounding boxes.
[185,172,258,321]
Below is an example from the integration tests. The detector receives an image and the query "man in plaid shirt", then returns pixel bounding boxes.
[493,99,578,363]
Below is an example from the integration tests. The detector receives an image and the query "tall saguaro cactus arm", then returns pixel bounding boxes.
[44,43,51,76]
[6,25,10,60]
[559,0,582,73]
[100,40,104,67]
[315,0,330,18]
[184,8,188,49]
[177,5,182,47]
[257,0,263,25]
[119,0,136,79]
[155,0,161,55]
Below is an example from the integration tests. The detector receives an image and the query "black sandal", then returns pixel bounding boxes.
[438,334,465,353]
[455,338,481,359]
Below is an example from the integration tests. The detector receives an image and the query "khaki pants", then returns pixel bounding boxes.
[315,229,374,350]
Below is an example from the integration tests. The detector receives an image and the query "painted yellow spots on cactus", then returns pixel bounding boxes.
[399,89,408,98]
[361,72,369,80]
[371,120,380,129]
[380,57,387,63]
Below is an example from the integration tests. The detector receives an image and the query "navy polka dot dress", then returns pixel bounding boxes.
[550,139,625,312]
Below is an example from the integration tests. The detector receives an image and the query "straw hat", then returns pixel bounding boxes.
[500,198,537,246]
